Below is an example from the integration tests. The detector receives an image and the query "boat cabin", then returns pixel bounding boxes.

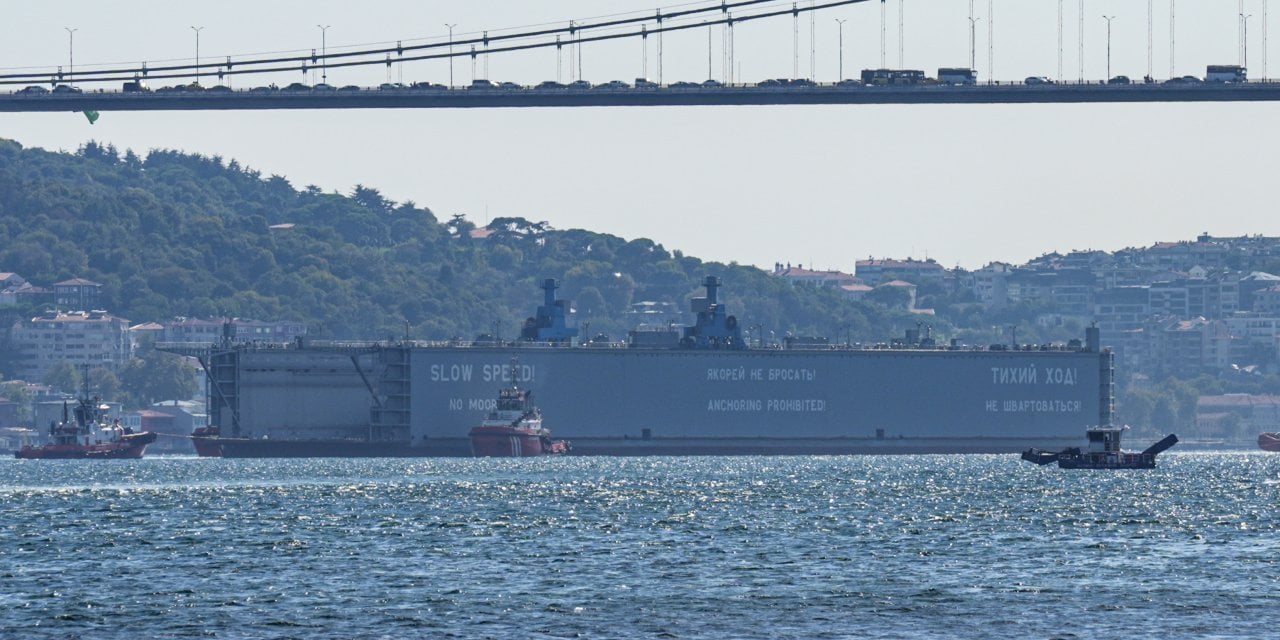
[1084,425,1126,454]
[496,387,532,412]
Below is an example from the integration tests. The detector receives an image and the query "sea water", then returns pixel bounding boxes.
[2,453,1277,639]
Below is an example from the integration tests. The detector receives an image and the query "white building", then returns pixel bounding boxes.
[10,310,133,382]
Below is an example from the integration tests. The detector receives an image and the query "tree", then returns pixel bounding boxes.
[89,367,123,402]
[866,285,912,309]
[119,352,199,407]
[44,362,81,395]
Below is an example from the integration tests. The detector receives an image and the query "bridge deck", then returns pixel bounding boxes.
[3,82,1279,112]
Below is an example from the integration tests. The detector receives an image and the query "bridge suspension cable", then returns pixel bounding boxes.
[0,0,874,87]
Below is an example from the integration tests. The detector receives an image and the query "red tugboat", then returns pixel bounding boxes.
[468,359,569,457]
[1258,432,1280,452]
[15,373,157,460]
[1021,424,1177,469]
[191,425,223,457]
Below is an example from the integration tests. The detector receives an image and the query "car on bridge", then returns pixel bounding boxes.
[379,82,406,90]
[53,84,83,94]
[411,82,446,91]
[593,80,629,90]
[283,82,311,92]
[1107,76,1131,85]
[18,85,49,95]
[339,85,361,92]
[313,83,336,91]
[469,79,496,90]
[568,80,592,90]
[536,81,567,90]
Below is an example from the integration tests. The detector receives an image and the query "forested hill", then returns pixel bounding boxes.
[0,138,926,341]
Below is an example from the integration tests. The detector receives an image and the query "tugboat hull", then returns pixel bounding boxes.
[15,432,157,460]
[468,426,550,457]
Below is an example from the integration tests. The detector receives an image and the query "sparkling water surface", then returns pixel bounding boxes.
[2,453,1278,639]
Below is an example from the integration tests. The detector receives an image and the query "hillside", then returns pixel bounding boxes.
[0,138,931,345]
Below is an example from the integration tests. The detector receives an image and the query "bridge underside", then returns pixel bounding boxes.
[4,84,1280,112]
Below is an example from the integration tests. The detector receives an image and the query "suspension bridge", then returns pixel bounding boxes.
[2,0,1278,113]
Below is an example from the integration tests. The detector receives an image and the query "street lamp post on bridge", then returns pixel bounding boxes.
[444,23,457,87]
[834,18,846,80]
[1102,15,1115,81]
[191,26,204,86]
[64,27,77,87]
[1242,13,1253,70]
[317,25,331,85]
[968,16,981,73]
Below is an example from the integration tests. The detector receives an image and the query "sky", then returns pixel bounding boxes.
[2,1,1278,273]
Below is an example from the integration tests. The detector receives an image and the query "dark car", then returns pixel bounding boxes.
[206,85,233,93]
[52,84,83,94]
[497,81,522,90]
[312,83,335,91]
[536,81,567,90]
[338,85,361,92]
[18,85,49,95]
[378,82,405,90]
[1107,75,1131,85]
[283,82,311,91]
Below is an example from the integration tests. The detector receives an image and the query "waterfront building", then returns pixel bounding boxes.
[10,310,132,382]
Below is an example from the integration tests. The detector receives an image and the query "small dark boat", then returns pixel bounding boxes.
[1259,432,1280,452]
[468,358,569,457]
[15,372,156,460]
[1022,425,1177,469]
